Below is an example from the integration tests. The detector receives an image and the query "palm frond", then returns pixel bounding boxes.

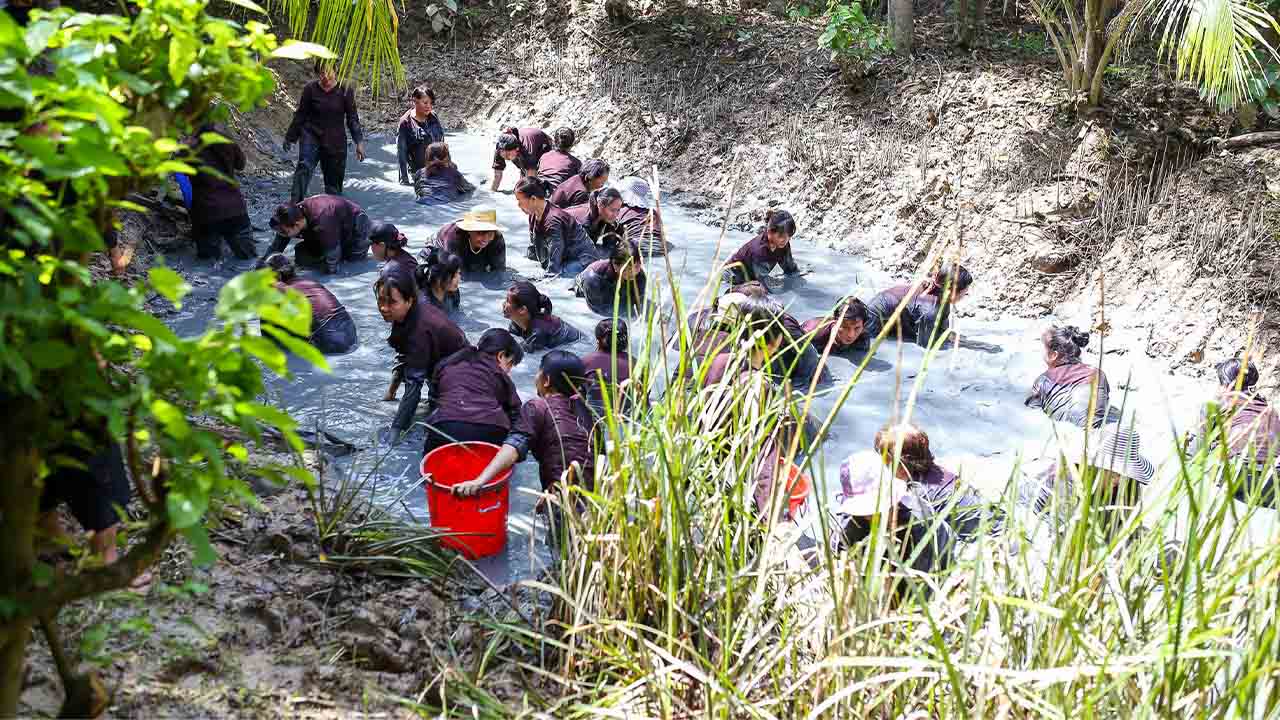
[1146,0,1280,107]
[261,0,406,95]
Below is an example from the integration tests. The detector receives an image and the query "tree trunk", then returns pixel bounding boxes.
[0,413,41,717]
[956,0,985,47]
[891,0,914,55]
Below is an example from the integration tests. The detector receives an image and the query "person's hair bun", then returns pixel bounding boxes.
[1065,326,1089,349]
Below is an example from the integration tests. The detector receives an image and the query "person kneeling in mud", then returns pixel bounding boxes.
[730,282,832,388]
[265,253,357,355]
[370,222,417,288]
[550,159,610,209]
[582,318,638,419]
[802,296,871,358]
[565,187,625,248]
[375,272,469,443]
[864,263,972,349]
[433,208,506,274]
[536,127,582,192]
[1025,325,1115,429]
[574,238,647,316]
[452,351,598,547]
[504,280,583,352]
[515,177,600,277]
[416,247,463,316]
[414,142,475,205]
[722,210,803,290]
[491,126,552,191]
[1189,356,1280,508]
[422,329,524,456]
[265,195,371,274]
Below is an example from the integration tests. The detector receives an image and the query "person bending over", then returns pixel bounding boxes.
[864,263,972,349]
[284,60,365,202]
[417,247,463,316]
[188,122,255,261]
[422,328,524,455]
[802,296,871,357]
[504,280,583,353]
[1025,325,1113,429]
[701,298,790,388]
[397,85,444,186]
[514,177,600,277]
[731,281,831,388]
[583,318,635,418]
[370,222,417,288]
[491,126,552,191]
[537,127,582,192]
[614,177,668,255]
[565,187,625,247]
[723,210,801,288]
[574,239,647,316]
[1192,356,1279,507]
[265,195,371,274]
[433,208,506,273]
[550,158,610,209]
[414,142,475,205]
[265,253,358,355]
[375,272,469,441]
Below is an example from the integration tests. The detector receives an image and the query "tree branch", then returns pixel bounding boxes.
[1213,131,1280,150]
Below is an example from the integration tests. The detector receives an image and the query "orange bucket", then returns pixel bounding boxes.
[421,442,512,559]
[785,465,812,519]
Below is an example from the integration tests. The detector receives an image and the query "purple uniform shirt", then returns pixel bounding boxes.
[188,124,247,226]
[435,222,507,273]
[284,80,363,150]
[582,350,631,386]
[537,150,582,191]
[529,204,597,275]
[380,248,418,289]
[291,195,363,258]
[277,277,343,326]
[511,395,595,491]
[491,127,552,173]
[549,173,590,209]
[429,351,523,429]
[725,229,799,284]
[1026,362,1111,428]
[801,317,870,354]
[387,300,469,382]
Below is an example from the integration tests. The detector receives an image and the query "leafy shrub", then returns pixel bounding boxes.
[819,0,892,68]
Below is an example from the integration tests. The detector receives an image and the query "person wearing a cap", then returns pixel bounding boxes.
[723,210,801,289]
[504,280,583,353]
[514,177,601,277]
[536,128,582,192]
[864,263,973,349]
[1025,324,1113,428]
[263,253,357,355]
[422,328,524,456]
[550,159,611,209]
[396,85,445,186]
[1019,425,1153,532]
[434,209,507,273]
[490,126,552,191]
[1193,356,1279,507]
[565,187,625,248]
[612,177,668,255]
[264,194,371,274]
[413,142,475,205]
[830,451,955,584]
[573,239,647,316]
[283,60,365,203]
[374,271,470,442]
[370,222,417,288]
[801,296,872,359]
[187,122,256,261]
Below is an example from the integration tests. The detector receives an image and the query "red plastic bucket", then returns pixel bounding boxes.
[421,442,512,559]
[785,465,812,519]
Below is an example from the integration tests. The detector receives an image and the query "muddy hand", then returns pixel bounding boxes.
[452,479,487,497]
[355,143,366,162]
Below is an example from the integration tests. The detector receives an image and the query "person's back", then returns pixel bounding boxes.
[538,149,581,190]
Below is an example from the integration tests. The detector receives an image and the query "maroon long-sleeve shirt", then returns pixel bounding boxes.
[510,394,595,491]
[282,195,364,260]
[285,80,363,150]
[387,299,469,383]
[429,351,523,429]
[537,150,581,190]
[725,229,799,283]
[582,350,631,386]
[491,127,552,173]
[549,173,589,208]
[188,124,247,226]
[435,222,507,273]
[276,277,344,326]
[529,203,597,275]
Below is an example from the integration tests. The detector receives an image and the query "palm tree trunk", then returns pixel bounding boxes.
[891,0,914,54]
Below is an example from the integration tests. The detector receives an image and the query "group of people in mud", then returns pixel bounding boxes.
[38,60,1280,587]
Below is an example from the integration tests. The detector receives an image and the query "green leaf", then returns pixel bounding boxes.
[261,324,330,373]
[24,18,57,56]
[181,524,218,566]
[270,40,336,60]
[148,267,190,304]
[27,340,76,370]
[114,310,181,349]
[153,137,181,154]
[151,398,191,439]
[168,34,199,86]
[221,0,268,13]
[167,491,208,529]
[241,334,288,375]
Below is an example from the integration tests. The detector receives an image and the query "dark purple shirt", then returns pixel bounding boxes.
[703,353,743,387]
[725,229,799,284]
[549,173,589,208]
[1026,362,1110,428]
[188,124,247,226]
[617,205,664,252]
[1214,390,1280,466]
[537,150,581,190]
[565,201,620,244]
[529,204,596,275]
[398,111,444,173]
[688,308,730,364]
[801,317,870,355]
[512,395,595,491]
[277,277,343,325]
[430,351,522,429]
[285,80,363,150]
[509,313,582,352]
[582,350,631,386]
[573,258,647,314]
[491,127,552,173]
[387,300,469,383]
[290,195,363,258]
[380,249,418,289]
[866,285,952,348]
[434,222,506,273]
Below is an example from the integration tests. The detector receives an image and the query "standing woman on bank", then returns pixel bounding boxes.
[284,60,365,202]
[537,128,582,191]
[423,329,524,455]
[397,85,444,186]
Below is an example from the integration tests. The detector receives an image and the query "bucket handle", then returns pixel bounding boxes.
[425,474,510,495]
[476,501,503,514]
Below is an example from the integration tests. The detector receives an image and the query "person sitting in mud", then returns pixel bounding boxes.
[536,127,582,192]
[370,222,417,288]
[188,122,256,261]
[491,126,552,191]
[433,208,506,273]
[865,263,973,349]
[614,177,668,255]
[504,280,583,353]
[422,328,524,456]
[396,85,444,186]
[582,318,635,418]
[829,449,955,587]
[550,158,610,209]
[872,423,1001,541]
[1025,325,1113,429]
[514,177,600,277]
[731,281,831,388]
[1017,425,1153,536]
[802,296,871,357]
[1191,356,1279,507]
[264,253,357,355]
[414,142,475,205]
[375,271,470,442]
[701,297,790,388]
[264,195,371,274]
[565,187,625,248]
[574,239,647,316]
[723,210,801,289]
[283,60,365,203]
[416,247,463,315]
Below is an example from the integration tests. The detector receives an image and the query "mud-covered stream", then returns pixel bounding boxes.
[164,131,1262,585]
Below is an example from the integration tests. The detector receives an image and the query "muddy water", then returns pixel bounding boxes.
[165,131,1265,585]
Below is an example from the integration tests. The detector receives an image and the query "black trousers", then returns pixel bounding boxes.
[194,214,255,260]
[291,142,347,202]
[40,443,131,532]
[422,420,508,457]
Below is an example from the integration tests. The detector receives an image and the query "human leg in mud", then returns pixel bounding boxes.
[344,211,372,261]
[194,215,256,260]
